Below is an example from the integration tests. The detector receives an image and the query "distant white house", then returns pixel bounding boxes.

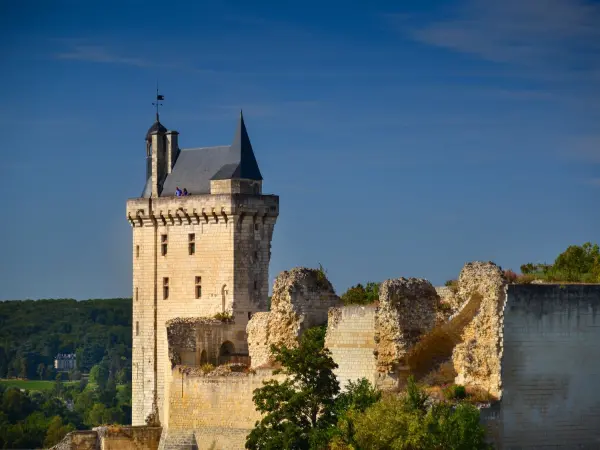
[54,353,76,371]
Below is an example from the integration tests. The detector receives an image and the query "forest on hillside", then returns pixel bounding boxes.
[0,298,131,380]
[0,298,132,448]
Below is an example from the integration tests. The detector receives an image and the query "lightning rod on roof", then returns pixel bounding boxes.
[152,82,164,121]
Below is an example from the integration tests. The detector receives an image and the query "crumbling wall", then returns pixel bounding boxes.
[50,431,98,450]
[374,278,439,383]
[94,426,162,450]
[325,305,377,389]
[452,261,507,398]
[166,317,238,367]
[247,267,340,368]
[245,312,270,368]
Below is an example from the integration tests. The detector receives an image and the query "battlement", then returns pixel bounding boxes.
[126,194,279,228]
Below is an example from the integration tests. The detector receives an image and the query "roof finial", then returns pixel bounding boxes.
[152,82,164,122]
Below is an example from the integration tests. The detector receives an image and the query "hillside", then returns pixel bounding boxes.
[0,298,131,380]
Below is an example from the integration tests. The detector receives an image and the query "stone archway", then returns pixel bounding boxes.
[219,341,235,365]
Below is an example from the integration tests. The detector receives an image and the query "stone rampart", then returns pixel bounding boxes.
[488,284,600,447]
[451,261,507,397]
[325,305,377,389]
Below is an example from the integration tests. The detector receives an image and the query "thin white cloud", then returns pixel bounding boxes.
[55,45,151,67]
[586,178,600,186]
[396,0,600,78]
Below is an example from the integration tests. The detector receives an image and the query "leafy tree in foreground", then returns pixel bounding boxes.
[245,326,340,450]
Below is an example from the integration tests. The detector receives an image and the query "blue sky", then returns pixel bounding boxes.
[0,0,598,300]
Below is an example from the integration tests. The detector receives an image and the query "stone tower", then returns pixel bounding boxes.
[126,111,279,426]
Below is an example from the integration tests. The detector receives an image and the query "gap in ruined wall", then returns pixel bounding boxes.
[407,293,483,381]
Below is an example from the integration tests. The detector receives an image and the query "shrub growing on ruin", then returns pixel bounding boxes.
[443,384,467,401]
[245,326,340,449]
[200,363,215,374]
[352,378,489,450]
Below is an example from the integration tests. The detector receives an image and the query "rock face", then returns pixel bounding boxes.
[452,261,507,398]
[375,278,439,375]
[247,267,341,367]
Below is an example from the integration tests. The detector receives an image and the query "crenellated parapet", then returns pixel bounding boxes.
[126,194,279,228]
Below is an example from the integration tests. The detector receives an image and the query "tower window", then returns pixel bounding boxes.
[254,280,258,290]
[248,312,252,320]
[195,276,202,299]
[253,251,258,262]
[136,321,139,336]
[135,287,138,302]
[161,234,168,256]
[136,245,140,258]
[163,277,169,299]
[254,223,259,231]
[188,233,195,255]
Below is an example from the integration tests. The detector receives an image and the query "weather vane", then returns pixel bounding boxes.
[152,84,164,121]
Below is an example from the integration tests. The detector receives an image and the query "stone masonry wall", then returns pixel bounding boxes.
[127,193,278,427]
[247,267,341,368]
[164,368,283,449]
[492,284,600,448]
[325,305,377,389]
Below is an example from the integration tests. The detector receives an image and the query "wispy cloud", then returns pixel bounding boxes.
[54,43,218,75]
[55,45,151,67]
[585,178,600,187]
[392,0,600,81]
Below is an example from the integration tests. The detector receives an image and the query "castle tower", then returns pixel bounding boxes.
[127,111,279,426]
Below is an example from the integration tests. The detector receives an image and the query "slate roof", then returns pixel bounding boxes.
[142,112,263,197]
[145,119,167,141]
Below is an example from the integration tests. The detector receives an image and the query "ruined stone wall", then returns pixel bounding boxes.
[452,262,507,397]
[162,368,283,449]
[493,284,600,447]
[95,426,162,450]
[375,278,438,388]
[247,268,340,368]
[325,305,377,389]
[50,431,98,450]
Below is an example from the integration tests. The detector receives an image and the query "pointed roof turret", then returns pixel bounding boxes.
[211,110,263,180]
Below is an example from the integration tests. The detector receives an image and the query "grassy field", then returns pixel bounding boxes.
[0,379,78,391]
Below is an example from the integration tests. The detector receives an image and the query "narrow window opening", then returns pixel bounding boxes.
[188,233,195,255]
[253,251,258,262]
[136,245,140,258]
[195,276,202,299]
[136,321,139,336]
[248,312,252,320]
[163,277,169,299]
[161,234,168,256]
[135,287,138,302]
[254,223,259,231]
[253,280,258,290]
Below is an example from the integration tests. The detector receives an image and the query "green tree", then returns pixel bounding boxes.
[89,363,109,389]
[331,378,381,449]
[352,378,489,450]
[341,282,380,305]
[44,415,75,448]
[36,363,45,380]
[245,327,340,449]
